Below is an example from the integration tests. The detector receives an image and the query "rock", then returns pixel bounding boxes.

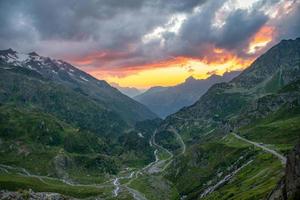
[268,143,300,200]
[0,190,73,200]
[285,144,300,199]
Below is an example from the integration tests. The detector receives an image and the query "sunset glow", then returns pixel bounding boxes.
[83,53,254,89]
[2,0,299,89]
[248,26,276,54]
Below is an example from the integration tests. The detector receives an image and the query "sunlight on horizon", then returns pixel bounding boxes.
[89,56,253,89]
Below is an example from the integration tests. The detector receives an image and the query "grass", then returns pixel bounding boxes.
[0,172,113,198]
[129,174,180,200]
[163,135,256,199]
[240,116,300,154]
[221,134,251,148]
[202,153,283,200]
[160,130,287,200]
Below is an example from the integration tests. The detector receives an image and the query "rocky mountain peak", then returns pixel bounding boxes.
[28,52,39,57]
[185,76,196,83]
[0,48,17,56]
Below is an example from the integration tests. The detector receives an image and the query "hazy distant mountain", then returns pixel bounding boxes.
[110,82,142,97]
[134,71,241,118]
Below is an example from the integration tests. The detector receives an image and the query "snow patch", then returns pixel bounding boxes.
[31,56,43,62]
[27,65,33,69]
[16,53,29,62]
[6,54,16,63]
[138,133,144,138]
[57,61,63,65]
[80,76,89,82]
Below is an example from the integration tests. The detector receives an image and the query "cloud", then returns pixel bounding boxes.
[273,0,300,40]
[206,69,218,76]
[215,9,268,51]
[0,0,299,79]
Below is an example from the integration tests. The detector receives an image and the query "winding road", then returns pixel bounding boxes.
[231,132,287,165]
[168,126,186,155]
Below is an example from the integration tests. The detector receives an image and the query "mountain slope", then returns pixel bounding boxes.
[0,49,163,199]
[164,38,300,138]
[134,71,240,118]
[154,38,300,199]
[0,49,157,133]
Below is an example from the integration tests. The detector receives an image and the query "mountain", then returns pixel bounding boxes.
[0,49,160,198]
[1,39,300,199]
[164,38,300,130]
[110,82,143,97]
[134,71,240,118]
[0,49,157,131]
[268,143,300,200]
[150,38,300,199]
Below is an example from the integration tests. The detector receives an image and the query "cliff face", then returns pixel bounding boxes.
[285,144,300,199]
[268,143,300,200]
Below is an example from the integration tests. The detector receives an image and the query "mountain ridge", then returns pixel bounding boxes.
[134,71,241,118]
[0,48,157,127]
[153,38,300,199]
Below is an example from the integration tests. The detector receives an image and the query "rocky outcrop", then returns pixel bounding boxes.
[285,144,300,199]
[268,143,300,200]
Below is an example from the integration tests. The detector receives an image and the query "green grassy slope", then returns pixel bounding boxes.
[0,104,159,198]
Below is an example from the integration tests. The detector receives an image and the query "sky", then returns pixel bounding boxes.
[0,0,299,89]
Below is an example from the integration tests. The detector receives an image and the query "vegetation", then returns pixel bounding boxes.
[202,153,283,200]
[0,172,113,198]
[129,174,180,200]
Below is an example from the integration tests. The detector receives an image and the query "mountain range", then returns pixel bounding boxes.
[134,71,240,118]
[153,38,300,199]
[0,38,300,200]
[0,49,159,198]
[0,49,156,129]
[110,82,143,98]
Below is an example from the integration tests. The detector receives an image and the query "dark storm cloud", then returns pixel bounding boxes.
[25,0,154,40]
[0,1,37,47]
[215,9,268,50]
[0,0,299,70]
[274,1,300,40]
[159,0,207,12]
[164,0,225,57]
[165,0,270,59]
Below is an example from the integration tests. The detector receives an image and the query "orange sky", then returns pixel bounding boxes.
[71,25,275,89]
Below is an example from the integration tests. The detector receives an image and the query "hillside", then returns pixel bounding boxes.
[0,49,156,130]
[150,38,300,199]
[0,49,160,198]
[134,71,240,118]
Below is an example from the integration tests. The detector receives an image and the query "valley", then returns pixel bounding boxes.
[1,0,300,199]
[0,39,300,200]
[0,125,183,200]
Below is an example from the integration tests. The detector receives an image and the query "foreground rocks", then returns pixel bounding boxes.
[268,143,300,200]
[0,190,73,200]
